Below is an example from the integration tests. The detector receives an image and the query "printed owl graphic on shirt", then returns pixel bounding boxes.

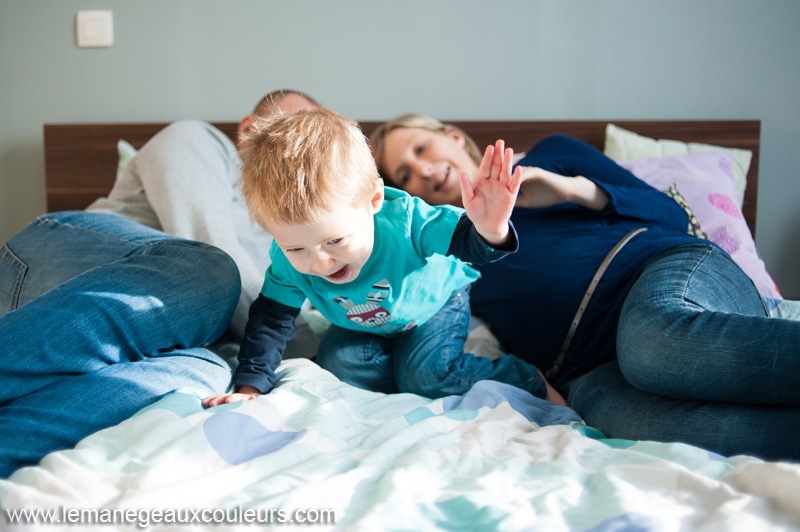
[333,279,392,327]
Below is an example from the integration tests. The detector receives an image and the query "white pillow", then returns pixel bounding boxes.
[604,124,752,207]
[116,139,137,180]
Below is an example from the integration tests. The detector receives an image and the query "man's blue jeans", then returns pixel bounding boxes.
[315,287,546,399]
[0,212,240,477]
[567,244,800,461]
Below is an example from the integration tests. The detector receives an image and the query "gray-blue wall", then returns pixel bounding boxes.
[2,0,799,297]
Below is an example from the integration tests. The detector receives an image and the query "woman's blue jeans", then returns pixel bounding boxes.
[566,243,800,461]
[315,287,545,399]
[0,212,240,477]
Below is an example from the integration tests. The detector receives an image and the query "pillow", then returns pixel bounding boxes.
[619,151,782,310]
[605,124,752,208]
[116,139,137,180]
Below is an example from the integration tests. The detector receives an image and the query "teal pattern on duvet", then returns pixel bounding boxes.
[2,358,799,531]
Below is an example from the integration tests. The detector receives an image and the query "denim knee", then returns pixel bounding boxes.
[397,372,451,399]
[316,326,396,393]
[142,240,241,337]
[147,241,239,300]
[616,243,783,401]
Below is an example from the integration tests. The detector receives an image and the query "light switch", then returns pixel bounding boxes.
[76,10,114,48]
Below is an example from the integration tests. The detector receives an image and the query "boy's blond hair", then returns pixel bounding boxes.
[240,108,379,227]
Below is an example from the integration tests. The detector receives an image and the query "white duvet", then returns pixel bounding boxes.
[1,359,799,531]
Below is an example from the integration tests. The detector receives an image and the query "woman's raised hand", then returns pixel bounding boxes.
[459,139,522,247]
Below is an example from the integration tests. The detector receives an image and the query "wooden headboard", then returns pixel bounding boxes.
[44,119,761,234]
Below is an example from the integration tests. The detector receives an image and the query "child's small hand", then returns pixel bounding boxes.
[459,139,521,246]
[202,385,261,407]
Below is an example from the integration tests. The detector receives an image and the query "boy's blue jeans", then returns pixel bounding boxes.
[0,212,239,477]
[315,286,546,399]
[567,243,800,461]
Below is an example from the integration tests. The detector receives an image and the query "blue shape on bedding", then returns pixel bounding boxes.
[134,391,205,418]
[404,407,436,425]
[574,424,637,450]
[404,405,478,425]
[706,449,727,461]
[441,380,582,426]
[203,410,307,465]
[422,496,507,531]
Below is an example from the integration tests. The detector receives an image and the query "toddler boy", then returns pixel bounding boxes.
[203,108,543,406]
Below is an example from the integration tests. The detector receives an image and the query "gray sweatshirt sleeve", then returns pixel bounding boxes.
[87,120,272,339]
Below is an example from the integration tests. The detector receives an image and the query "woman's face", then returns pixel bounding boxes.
[379,127,479,207]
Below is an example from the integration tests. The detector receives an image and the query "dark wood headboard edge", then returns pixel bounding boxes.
[44,119,760,234]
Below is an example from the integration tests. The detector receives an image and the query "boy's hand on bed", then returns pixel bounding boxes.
[460,139,521,247]
[202,385,262,407]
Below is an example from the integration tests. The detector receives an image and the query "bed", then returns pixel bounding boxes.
[2,119,799,531]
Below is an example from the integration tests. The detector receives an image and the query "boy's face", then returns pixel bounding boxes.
[266,186,383,284]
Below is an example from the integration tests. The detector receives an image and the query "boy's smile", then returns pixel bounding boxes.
[325,264,351,282]
[266,199,382,285]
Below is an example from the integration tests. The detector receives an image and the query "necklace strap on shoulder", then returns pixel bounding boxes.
[545,227,648,381]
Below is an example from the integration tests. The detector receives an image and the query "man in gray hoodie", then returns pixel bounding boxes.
[87,90,320,342]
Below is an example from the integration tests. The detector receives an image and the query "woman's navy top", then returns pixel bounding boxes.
[470,135,709,386]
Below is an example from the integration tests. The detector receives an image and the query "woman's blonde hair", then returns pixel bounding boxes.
[240,108,378,227]
[368,114,482,186]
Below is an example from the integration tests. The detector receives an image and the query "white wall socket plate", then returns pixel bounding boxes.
[77,10,114,48]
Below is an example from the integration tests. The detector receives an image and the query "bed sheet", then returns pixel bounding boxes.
[2,359,799,531]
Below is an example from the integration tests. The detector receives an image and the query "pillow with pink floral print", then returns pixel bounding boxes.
[620,151,782,310]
